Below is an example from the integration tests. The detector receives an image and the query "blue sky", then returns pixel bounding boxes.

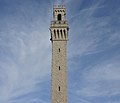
[0,0,120,103]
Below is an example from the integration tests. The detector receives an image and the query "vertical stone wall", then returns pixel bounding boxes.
[51,41,68,103]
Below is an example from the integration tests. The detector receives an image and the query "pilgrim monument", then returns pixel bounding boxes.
[50,5,69,103]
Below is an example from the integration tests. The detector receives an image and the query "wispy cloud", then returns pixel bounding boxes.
[0,0,120,103]
[67,0,120,103]
[0,0,52,103]
[68,0,120,58]
[76,55,120,97]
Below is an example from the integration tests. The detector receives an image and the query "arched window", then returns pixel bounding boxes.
[64,29,66,38]
[57,30,59,38]
[54,30,56,38]
[58,14,62,21]
[60,30,63,38]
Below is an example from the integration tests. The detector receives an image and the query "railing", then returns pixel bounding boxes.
[51,21,68,27]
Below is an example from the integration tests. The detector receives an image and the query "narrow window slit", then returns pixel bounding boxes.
[59,66,60,70]
[59,48,60,52]
[59,86,60,91]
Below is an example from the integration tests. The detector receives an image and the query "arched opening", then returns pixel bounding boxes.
[60,30,63,38]
[64,29,66,38]
[57,30,59,38]
[54,30,56,38]
[58,14,62,21]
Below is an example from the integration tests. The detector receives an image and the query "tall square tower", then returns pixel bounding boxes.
[50,5,69,103]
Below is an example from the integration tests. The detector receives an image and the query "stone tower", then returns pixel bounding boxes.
[50,5,69,103]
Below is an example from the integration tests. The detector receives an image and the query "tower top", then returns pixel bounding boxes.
[50,4,69,41]
[52,5,66,21]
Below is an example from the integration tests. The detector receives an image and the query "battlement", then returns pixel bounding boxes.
[54,5,66,9]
